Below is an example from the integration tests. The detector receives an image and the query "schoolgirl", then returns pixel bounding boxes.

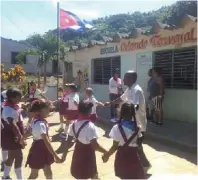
[55,84,70,133]
[102,102,145,179]
[61,101,107,179]
[1,89,7,172]
[85,87,104,123]
[64,83,79,139]
[1,88,26,180]
[25,100,61,179]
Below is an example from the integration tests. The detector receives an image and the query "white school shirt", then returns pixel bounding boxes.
[1,90,7,99]
[86,96,98,114]
[68,93,79,110]
[31,120,48,140]
[109,124,142,147]
[109,77,123,94]
[2,106,22,123]
[120,83,147,132]
[68,120,98,144]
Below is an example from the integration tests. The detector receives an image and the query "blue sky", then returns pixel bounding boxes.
[1,0,177,40]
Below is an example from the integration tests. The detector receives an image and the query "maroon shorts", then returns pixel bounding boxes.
[26,139,54,169]
[71,141,97,179]
[65,110,78,121]
[59,101,68,115]
[1,120,24,150]
[115,146,145,179]
[90,113,97,123]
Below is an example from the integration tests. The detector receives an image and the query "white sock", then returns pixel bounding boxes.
[2,150,8,162]
[3,166,11,178]
[15,167,22,180]
[60,123,64,129]
[64,124,69,135]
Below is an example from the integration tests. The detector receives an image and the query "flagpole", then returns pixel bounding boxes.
[56,1,60,99]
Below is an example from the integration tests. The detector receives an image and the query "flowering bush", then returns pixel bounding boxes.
[1,64,26,82]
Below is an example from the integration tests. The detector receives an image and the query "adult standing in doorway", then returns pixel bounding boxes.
[150,67,164,125]
[105,70,151,174]
[146,69,155,120]
[109,68,123,123]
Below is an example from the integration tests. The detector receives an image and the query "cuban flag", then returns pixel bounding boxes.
[60,8,94,31]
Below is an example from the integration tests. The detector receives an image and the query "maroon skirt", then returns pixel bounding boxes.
[1,120,24,150]
[115,146,145,179]
[59,101,68,115]
[65,110,78,120]
[90,113,97,123]
[71,140,97,179]
[26,139,54,169]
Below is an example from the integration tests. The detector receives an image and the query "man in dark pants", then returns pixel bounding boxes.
[105,70,151,175]
[108,68,123,123]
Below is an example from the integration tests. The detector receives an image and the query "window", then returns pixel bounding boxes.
[154,46,197,89]
[11,52,26,64]
[92,56,121,84]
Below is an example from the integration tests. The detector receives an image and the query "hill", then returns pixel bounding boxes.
[21,1,197,47]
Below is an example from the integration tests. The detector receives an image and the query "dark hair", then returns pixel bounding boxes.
[58,87,63,92]
[119,102,137,130]
[113,68,119,75]
[6,88,22,101]
[29,81,36,86]
[148,69,152,74]
[68,83,78,92]
[153,67,162,75]
[78,100,93,115]
[29,99,48,112]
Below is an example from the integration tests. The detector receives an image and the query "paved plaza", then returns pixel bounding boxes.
[1,113,197,179]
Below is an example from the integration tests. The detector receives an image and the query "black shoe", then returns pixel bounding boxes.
[156,121,163,126]
[1,162,5,172]
[2,176,12,180]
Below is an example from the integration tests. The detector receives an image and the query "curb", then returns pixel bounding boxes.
[97,117,197,154]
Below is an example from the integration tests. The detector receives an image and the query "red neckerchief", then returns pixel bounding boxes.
[4,101,19,110]
[78,114,90,121]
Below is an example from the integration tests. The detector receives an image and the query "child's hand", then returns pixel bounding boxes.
[61,154,67,163]
[102,153,109,163]
[54,155,62,163]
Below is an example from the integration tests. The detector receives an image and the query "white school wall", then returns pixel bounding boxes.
[68,21,197,123]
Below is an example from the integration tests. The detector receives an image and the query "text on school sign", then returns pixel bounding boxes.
[100,46,118,55]
[120,28,197,52]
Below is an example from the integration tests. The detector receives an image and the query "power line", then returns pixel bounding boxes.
[1,10,24,34]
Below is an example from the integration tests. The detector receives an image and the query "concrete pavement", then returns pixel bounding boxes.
[1,112,197,179]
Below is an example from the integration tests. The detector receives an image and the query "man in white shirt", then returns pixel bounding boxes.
[105,70,151,172]
[108,68,123,123]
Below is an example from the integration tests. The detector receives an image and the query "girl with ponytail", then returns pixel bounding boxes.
[102,102,145,179]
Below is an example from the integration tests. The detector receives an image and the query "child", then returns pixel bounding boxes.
[64,83,79,140]
[1,89,8,172]
[1,88,26,180]
[25,100,61,179]
[85,87,104,123]
[55,84,70,133]
[61,101,107,179]
[102,102,145,179]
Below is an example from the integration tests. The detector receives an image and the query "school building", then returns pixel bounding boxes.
[66,14,197,123]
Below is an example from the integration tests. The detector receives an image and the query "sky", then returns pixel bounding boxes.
[1,0,178,40]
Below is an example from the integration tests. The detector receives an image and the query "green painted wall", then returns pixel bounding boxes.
[163,89,197,123]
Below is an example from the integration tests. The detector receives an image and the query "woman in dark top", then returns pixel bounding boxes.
[151,68,164,125]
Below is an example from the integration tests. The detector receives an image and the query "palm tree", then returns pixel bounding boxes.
[16,33,66,85]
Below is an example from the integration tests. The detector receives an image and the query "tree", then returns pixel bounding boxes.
[16,33,66,84]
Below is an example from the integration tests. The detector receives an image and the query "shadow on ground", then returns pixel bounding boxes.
[96,121,197,166]
[144,139,197,166]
